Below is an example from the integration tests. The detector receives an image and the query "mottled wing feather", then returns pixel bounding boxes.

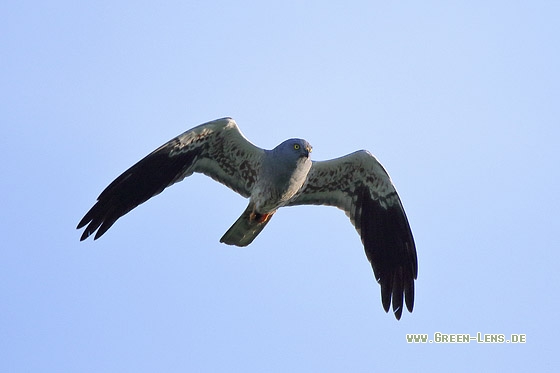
[288,150,417,319]
[77,117,264,241]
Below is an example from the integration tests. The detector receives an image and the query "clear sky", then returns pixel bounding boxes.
[2,1,559,371]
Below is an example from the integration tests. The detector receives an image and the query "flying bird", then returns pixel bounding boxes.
[77,117,417,319]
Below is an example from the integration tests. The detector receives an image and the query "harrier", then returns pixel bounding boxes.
[77,117,417,319]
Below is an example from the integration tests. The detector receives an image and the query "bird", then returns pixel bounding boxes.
[77,117,417,319]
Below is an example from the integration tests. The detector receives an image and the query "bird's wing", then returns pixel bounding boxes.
[77,117,264,241]
[287,150,417,320]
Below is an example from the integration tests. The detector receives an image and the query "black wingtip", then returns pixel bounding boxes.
[78,221,95,241]
[380,276,392,313]
[77,218,90,241]
[405,280,415,313]
[76,140,204,242]
[393,307,402,320]
[356,185,417,320]
[76,215,89,231]
[391,270,404,320]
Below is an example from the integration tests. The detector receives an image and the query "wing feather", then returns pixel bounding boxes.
[288,150,417,319]
[77,117,264,240]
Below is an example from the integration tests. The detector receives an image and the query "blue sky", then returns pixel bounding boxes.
[2,1,559,371]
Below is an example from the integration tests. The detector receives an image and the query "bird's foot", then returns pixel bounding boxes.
[250,211,272,223]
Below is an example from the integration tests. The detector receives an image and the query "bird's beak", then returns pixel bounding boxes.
[306,145,313,157]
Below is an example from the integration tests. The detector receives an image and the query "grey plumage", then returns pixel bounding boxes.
[77,117,417,319]
[220,138,312,246]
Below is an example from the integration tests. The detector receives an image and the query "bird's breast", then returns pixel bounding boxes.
[251,158,311,213]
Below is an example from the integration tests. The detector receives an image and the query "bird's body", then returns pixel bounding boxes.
[77,117,417,319]
[221,138,312,246]
[251,139,312,213]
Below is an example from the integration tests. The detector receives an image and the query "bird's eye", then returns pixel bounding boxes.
[294,144,300,150]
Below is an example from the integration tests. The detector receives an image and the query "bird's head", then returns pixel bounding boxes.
[274,138,313,160]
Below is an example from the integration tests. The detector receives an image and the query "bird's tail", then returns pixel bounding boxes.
[220,203,275,247]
